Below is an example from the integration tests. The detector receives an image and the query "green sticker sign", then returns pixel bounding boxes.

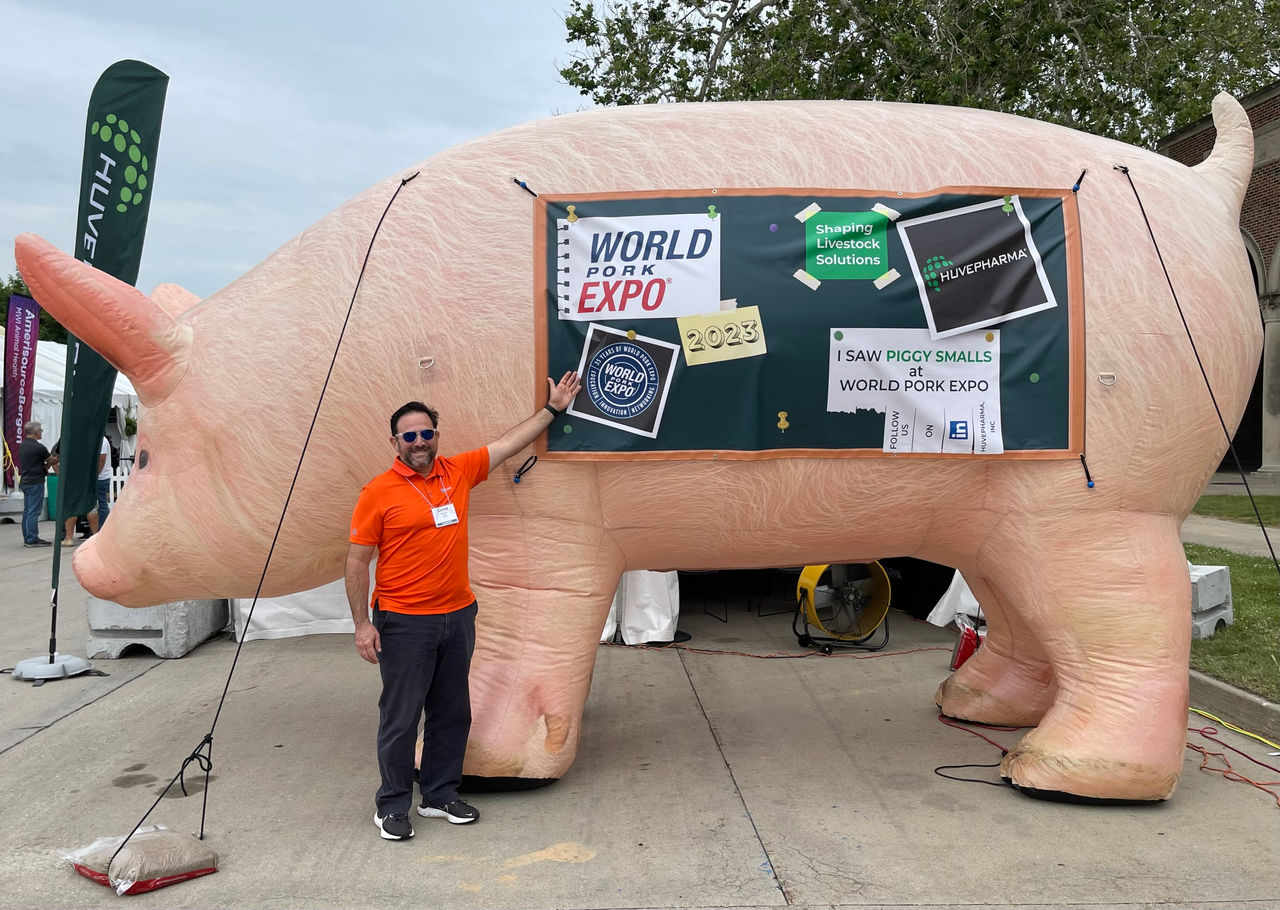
[805,211,888,279]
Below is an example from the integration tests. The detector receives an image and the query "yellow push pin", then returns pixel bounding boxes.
[566,204,579,223]
[626,329,636,340]
[777,411,790,432]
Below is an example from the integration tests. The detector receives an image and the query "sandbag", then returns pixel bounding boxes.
[60,825,218,895]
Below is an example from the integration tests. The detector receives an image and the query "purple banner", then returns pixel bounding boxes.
[4,294,41,489]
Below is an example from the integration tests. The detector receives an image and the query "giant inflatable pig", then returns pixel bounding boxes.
[17,94,1259,802]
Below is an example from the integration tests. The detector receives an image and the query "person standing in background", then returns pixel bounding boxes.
[17,421,55,547]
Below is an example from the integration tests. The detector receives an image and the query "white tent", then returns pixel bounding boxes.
[1,328,139,485]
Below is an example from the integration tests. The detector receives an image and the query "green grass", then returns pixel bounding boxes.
[1192,494,1279,526]
[1184,543,1280,702]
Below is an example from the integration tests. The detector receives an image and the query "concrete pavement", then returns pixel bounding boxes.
[1182,471,1280,558]
[1,505,1278,909]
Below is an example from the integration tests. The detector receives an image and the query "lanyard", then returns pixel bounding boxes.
[404,473,452,509]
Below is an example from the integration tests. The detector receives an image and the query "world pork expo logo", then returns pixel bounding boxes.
[557,211,723,321]
[586,341,661,420]
[570,324,680,438]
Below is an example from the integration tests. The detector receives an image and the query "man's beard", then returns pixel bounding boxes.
[403,447,434,470]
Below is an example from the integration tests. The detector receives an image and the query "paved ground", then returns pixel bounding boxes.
[1,483,1278,909]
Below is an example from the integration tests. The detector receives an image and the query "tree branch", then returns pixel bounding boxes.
[698,0,782,100]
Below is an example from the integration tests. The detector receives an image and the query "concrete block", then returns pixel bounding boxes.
[1189,565,1231,615]
[1191,604,1234,639]
[1188,564,1233,639]
[86,597,228,659]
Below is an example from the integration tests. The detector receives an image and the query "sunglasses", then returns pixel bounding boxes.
[394,429,435,443]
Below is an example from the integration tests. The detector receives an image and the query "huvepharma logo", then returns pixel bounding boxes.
[921,196,1019,293]
[91,113,150,212]
[81,112,151,260]
[921,254,954,292]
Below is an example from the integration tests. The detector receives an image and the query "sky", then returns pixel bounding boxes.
[1,0,594,298]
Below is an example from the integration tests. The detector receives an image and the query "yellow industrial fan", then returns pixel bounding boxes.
[794,562,892,652]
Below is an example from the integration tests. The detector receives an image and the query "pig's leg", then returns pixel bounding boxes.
[982,511,1189,801]
[462,519,625,785]
[934,572,1056,726]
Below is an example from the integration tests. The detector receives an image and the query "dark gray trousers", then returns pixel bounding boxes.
[373,601,477,816]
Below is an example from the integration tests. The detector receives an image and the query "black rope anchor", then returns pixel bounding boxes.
[107,170,421,864]
[513,455,538,483]
[1116,163,1278,567]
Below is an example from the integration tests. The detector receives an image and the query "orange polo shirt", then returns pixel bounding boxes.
[349,448,490,615]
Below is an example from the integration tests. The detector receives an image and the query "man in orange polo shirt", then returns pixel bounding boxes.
[346,371,581,842]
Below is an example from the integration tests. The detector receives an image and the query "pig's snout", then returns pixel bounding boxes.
[71,537,140,605]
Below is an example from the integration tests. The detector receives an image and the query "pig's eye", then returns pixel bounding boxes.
[137,449,150,470]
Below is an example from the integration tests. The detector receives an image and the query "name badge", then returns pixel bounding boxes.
[431,503,459,528]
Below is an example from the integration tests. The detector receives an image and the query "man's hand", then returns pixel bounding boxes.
[355,621,381,664]
[345,542,377,663]
[488,371,585,472]
[547,371,581,412]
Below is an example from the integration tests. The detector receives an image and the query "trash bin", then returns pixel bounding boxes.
[45,474,57,521]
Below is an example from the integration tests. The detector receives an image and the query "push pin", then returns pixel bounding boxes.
[566,204,579,223]
[707,204,718,220]
[777,411,790,432]
[1001,195,1014,214]
[626,329,636,340]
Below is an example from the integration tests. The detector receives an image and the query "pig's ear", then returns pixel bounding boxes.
[15,233,191,407]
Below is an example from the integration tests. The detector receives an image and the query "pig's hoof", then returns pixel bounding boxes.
[998,742,1177,803]
[934,674,1051,727]
[463,712,578,783]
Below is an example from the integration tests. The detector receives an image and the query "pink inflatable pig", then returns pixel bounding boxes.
[17,94,1259,802]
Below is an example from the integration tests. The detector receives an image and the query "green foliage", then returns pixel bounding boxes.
[1194,495,1279,527]
[1,271,68,344]
[1185,543,1280,702]
[561,0,1280,145]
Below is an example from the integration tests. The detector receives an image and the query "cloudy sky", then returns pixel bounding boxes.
[2,0,594,298]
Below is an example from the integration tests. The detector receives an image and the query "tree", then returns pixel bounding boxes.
[2,271,68,343]
[561,0,1280,145]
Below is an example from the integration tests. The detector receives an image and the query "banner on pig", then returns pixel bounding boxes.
[536,187,1082,459]
[3,294,41,488]
[54,60,167,566]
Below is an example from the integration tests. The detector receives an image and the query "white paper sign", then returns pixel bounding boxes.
[556,213,722,321]
[827,327,1004,454]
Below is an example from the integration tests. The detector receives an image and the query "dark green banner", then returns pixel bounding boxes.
[54,60,167,580]
[540,189,1081,458]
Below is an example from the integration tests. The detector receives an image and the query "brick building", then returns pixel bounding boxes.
[1158,81,1280,473]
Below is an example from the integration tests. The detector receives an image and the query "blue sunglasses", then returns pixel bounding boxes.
[394,429,435,443]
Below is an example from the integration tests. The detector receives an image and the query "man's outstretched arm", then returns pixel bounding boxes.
[487,371,581,472]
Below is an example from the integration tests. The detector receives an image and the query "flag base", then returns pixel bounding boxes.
[12,652,93,683]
